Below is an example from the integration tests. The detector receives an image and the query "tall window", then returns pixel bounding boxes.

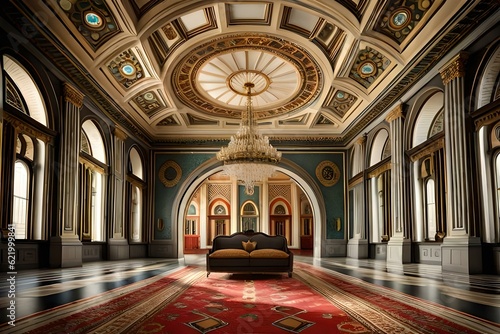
[425,179,437,240]
[240,201,258,232]
[127,147,145,243]
[495,153,500,226]
[79,120,107,242]
[12,161,30,239]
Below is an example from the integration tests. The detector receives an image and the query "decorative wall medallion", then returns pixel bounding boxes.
[159,160,182,187]
[316,160,340,187]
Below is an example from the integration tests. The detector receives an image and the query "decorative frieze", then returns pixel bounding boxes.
[409,138,444,162]
[2,112,52,142]
[367,161,391,178]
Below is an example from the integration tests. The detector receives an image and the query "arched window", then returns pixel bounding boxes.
[409,90,446,242]
[425,178,437,240]
[12,161,30,239]
[367,128,391,243]
[495,153,500,230]
[79,120,107,242]
[127,146,145,243]
[4,56,51,242]
[240,201,259,232]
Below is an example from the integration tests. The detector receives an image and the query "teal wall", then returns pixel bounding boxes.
[154,153,214,240]
[283,152,345,239]
[154,151,345,240]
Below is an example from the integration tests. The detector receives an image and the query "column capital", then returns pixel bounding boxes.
[355,136,366,146]
[113,126,128,141]
[440,51,468,85]
[63,83,84,108]
[385,104,404,123]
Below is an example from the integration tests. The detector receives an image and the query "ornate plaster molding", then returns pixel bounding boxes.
[439,51,468,85]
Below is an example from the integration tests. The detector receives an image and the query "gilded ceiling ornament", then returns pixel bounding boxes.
[134,91,165,117]
[108,49,144,88]
[349,47,391,88]
[316,161,340,187]
[58,0,119,51]
[173,33,322,120]
[325,89,358,119]
[159,160,182,187]
[375,0,434,44]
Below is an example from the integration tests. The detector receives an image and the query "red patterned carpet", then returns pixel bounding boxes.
[2,263,499,333]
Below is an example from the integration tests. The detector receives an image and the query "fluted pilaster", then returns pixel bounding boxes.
[108,126,130,260]
[439,51,482,274]
[385,104,411,266]
[50,83,84,268]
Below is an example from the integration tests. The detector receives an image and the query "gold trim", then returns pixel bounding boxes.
[385,104,404,123]
[367,161,391,178]
[79,156,105,173]
[348,172,363,188]
[159,160,182,187]
[474,108,500,130]
[114,127,128,141]
[439,52,468,85]
[315,160,340,187]
[3,112,52,142]
[63,83,84,108]
[409,138,444,162]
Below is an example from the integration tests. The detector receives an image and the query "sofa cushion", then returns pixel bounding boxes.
[209,249,250,258]
[249,249,289,258]
[242,240,257,252]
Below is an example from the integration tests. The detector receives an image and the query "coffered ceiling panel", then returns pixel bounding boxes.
[5,0,497,144]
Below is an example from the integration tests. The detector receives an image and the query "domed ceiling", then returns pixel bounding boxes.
[3,0,497,145]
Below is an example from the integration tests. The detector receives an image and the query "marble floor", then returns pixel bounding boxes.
[1,255,499,326]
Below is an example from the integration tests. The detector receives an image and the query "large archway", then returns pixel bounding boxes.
[174,158,326,259]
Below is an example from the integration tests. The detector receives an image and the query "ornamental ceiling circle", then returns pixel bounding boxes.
[172,33,323,120]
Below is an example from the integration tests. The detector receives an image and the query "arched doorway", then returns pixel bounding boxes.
[174,160,326,258]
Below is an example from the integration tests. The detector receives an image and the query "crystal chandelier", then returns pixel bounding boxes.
[217,82,281,195]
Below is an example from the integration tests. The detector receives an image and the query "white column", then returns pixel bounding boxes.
[108,126,129,260]
[386,104,411,266]
[200,183,208,249]
[347,136,368,258]
[439,51,482,274]
[50,83,84,268]
[261,181,269,234]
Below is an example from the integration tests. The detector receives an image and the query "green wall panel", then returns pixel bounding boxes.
[283,152,345,239]
[154,153,214,240]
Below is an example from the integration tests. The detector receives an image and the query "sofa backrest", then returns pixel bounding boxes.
[211,232,288,252]
[249,233,288,251]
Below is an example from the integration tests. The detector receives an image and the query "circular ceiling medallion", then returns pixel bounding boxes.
[316,160,340,187]
[120,63,136,78]
[227,70,271,96]
[389,8,411,30]
[173,33,323,120]
[358,60,376,78]
[84,11,103,29]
